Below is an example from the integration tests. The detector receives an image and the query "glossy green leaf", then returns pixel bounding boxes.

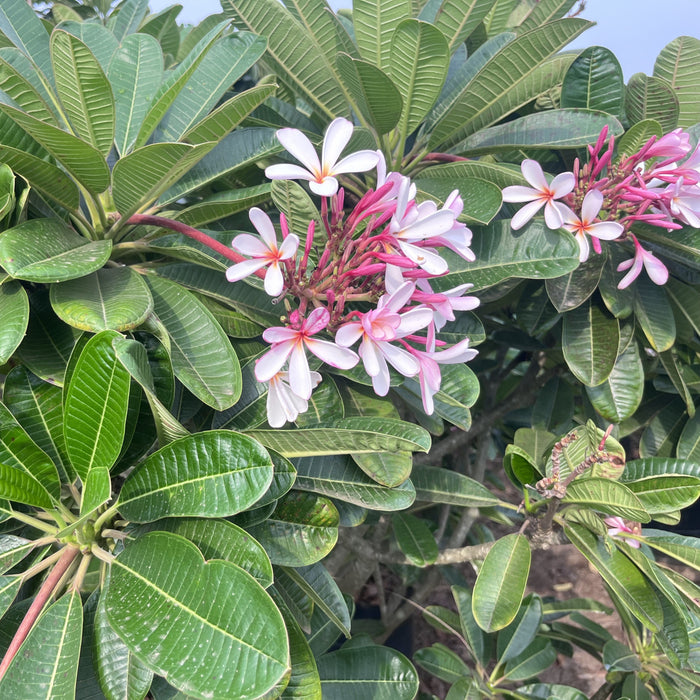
[0,0,53,84]
[105,531,289,699]
[531,376,574,434]
[562,299,619,387]
[174,184,271,228]
[336,54,402,135]
[546,253,605,312]
[247,416,430,457]
[392,511,438,567]
[412,464,501,507]
[0,461,55,508]
[51,30,114,157]
[634,275,676,351]
[0,401,60,500]
[455,109,623,156]
[414,176,502,225]
[108,33,164,156]
[616,119,664,158]
[0,281,28,364]
[351,451,411,488]
[626,475,700,516]
[80,466,111,515]
[0,576,21,621]
[144,274,241,410]
[653,36,700,128]
[434,220,579,291]
[57,20,119,74]
[560,46,625,120]
[50,267,153,333]
[497,595,543,664]
[136,517,273,587]
[64,330,130,480]
[246,491,339,567]
[473,534,531,632]
[139,4,181,58]
[623,457,700,480]
[109,0,149,42]
[502,638,557,682]
[353,0,412,71]
[270,179,322,243]
[317,646,419,700]
[0,218,111,283]
[0,49,56,124]
[413,643,470,683]
[432,0,493,50]
[640,398,687,458]
[564,523,663,630]
[118,430,272,522]
[625,74,680,132]
[562,477,650,522]
[659,348,694,417]
[293,454,416,511]
[389,20,449,138]
[0,536,32,574]
[642,530,700,572]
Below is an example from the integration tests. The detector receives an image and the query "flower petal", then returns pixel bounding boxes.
[276,128,321,173]
[501,185,540,203]
[576,232,590,262]
[588,221,624,241]
[249,207,278,249]
[333,150,380,175]
[289,344,313,400]
[230,233,269,257]
[304,307,330,335]
[643,252,669,285]
[309,177,339,196]
[265,163,315,182]
[255,342,294,382]
[521,159,548,190]
[510,198,545,230]
[381,342,420,378]
[322,117,353,169]
[305,337,359,369]
[335,322,364,348]
[264,262,284,296]
[278,233,300,259]
[580,189,603,222]
[225,258,268,282]
[544,200,565,229]
[550,171,575,197]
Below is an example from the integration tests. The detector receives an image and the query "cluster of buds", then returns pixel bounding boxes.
[226,118,479,427]
[502,127,700,288]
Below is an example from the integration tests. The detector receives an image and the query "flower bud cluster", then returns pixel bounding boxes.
[502,127,700,288]
[226,118,479,427]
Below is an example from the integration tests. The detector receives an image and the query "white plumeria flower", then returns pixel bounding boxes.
[265,117,379,196]
[266,370,322,427]
[666,180,700,228]
[226,208,299,296]
[335,282,433,396]
[502,160,575,230]
[604,516,641,548]
[560,190,624,262]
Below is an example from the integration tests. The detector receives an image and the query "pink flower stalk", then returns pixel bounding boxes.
[265,117,379,196]
[226,208,299,296]
[604,516,641,548]
[256,307,359,399]
[502,160,575,230]
[266,370,322,427]
[335,282,434,396]
[617,235,669,289]
[560,190,624,262]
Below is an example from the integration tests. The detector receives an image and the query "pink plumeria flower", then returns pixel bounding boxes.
[255,307,358,400]
[335,282,433,396]
[266,370,322,427]
[560,190,624,262]
[502,160,575,230]
[412,278,480,331]
[645,128,692,160]
[226,208,299,296]
[665,180,700,228]
[604,516,641,548]
[265,117,379,196]
[617,236,669,289]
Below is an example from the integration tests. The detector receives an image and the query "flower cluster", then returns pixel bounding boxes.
[226,118,479,426]
[502,127,700,288]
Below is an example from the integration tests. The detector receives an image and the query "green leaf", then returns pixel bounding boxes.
[246,491,339,567]
[317,646,419,700]
[0,281,28,363]
[135,517,273,588]
[653,36,700,128]
[64,330,131,480]
[623,457,700,480]
[432,0,494,51]
[144,274,241,410]
[51,30,114,157]
[562,300,619,387]
[413,643,471,683]
[412,464,501,507]
[392,512,438,567]
[640,398,687,458]
[0,48,56,124]
[294,454,416,511]
[109,0,149,42]
[625,74,680,132]
[624,475,700,516]
[634,276,676,352]
[174,184,271,228]
[0,461,55,508]
[108,33,164,156]
[247,416,430,457]
[80,466,111,515]
[564,523,663,630]
[138,4,181,58]
[0,536,32,574]
[517,0,577,30]
[353,0,412,71]
[0,401,60,500]
[562,477,650,522]
[336,54,402,135]
[0,589,82,699]
[50,267,153,333]
[451,586,488,665]
[389,20,449,138]
[659,348,694,417]
[351,451,411,488]
[414,176,503,226]
[0,576,21,621]
[454,109,624,156]
[473,534,531,632]
[560,47,625,120]
[616,119,664,158]
[57,20,119,74]
[270,179,322,243]
[433,220,579,291]
[105,531,289,699]
[0,218,111,283]
[497,595,543,664]
[118,430,273,522]
[0,104,110,194]
[0,0,53,84]
[502,638,557,682]
[546,253,605,313]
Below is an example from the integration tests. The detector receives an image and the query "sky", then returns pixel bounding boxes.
[148,0,699,79]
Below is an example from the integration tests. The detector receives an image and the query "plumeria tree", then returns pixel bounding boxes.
[0,0,697,698]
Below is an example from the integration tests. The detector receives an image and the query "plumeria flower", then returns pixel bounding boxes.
[502,160,575,230]
[266,370,321,427]
[265,117,379,196]
[412,278,480,331]
[617,235,669,289]
[604,516,641,548]
[226,208,299,296]
[645,128,692,160]
[560,190,624,262]
[255,307,358,400]
[335,282,433,396]
[665,180,700,228]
